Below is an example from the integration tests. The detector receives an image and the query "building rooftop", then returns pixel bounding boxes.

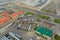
[36,25,53,37]
[0,10,24,24]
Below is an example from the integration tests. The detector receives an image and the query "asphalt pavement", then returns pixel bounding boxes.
[0,21,38,40]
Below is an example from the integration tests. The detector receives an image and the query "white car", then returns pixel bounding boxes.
[28,25,32,31]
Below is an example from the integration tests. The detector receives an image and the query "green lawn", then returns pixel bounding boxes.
[38,14,50,20]
[25,12,34,15]
[54,34,60,40]
[41,9,57,14]
[54,19,60,24]
[36,17,40,21]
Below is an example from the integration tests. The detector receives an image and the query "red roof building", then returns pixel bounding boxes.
[2,11,8,17]
[10,13,18,18]
[0,11,24,24]
[0,17,10,24]
[17,11,24,15]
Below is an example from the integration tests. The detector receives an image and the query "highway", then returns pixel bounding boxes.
[13,3,60,19]
[14,0,51,9]
[0,0,19,6]
[0,20,38,40]
[0,22,15,38]
[0,0,17,9]
[36,0,49,7]
[35,0,51,9]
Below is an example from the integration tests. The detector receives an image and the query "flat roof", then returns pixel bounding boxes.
[0,17,10,24]
[0,11,24,24]
[36,25,53,37]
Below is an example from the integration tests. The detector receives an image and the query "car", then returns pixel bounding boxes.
[17,22,23,29]
[28,25,32,31]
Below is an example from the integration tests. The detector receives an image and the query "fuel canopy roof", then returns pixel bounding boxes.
[35,25,53,37]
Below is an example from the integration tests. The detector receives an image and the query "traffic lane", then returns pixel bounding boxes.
[8,25,37,40]
[39,18,60,28]
[0,27,9,38]
[0,18,37,40]
[18,15,37,22]
[0,0,17,6]
[18,6,60,19]
[29,8,60,19]
[0,22,16,38]
[12,3,60,18]
[36,0,48,7]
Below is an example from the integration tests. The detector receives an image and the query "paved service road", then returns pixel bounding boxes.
[0,22,38,40]
[36,0,49,7]
[0,0,17,9]
[23,7,60,19]
[12,3,60,19]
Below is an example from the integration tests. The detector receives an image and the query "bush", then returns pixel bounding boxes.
[38,14,50,20]
[54,19,60,24]
[54,34,60,40]
[25,12,34,15]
